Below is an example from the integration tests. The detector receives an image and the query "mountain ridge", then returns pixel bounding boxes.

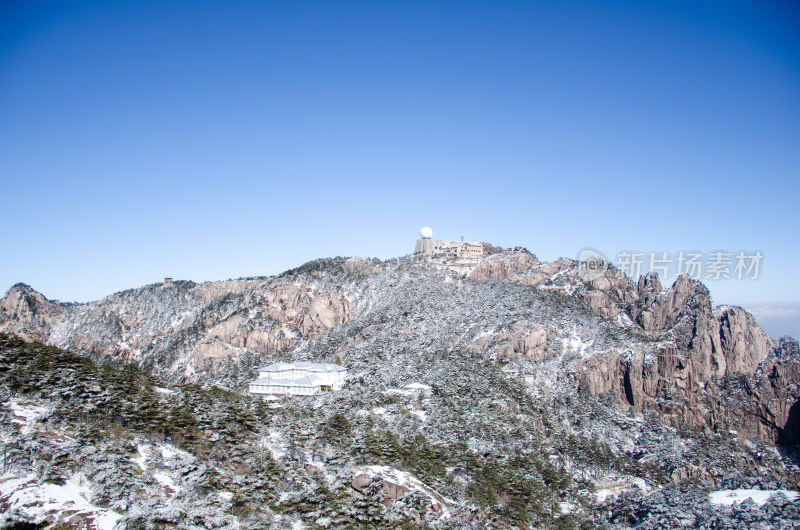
[2,249,800,528]
[2,250,797,446]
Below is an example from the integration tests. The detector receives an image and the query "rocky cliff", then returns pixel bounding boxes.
[1,250,797,447]
[1,273,353,380]
[0,283,69,343]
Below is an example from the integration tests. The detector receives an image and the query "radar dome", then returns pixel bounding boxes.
[420,227,433,239]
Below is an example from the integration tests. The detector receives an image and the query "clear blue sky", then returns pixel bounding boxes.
[1,1,798,330]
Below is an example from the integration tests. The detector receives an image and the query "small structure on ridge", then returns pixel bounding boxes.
[414,227,483,259]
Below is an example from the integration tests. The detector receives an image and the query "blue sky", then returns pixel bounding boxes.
[1,1,798,334]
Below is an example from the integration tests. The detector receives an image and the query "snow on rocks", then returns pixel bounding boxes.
[152,471,178,493]
[5,399,49,435]
[132,441,190,496]
[265,429,287,460]
[383,382,433,398]
[352,465,455,518]
[410,409,428,421]
[403,382,433,394]
[159,442,193,464]
[560,330,593,358]
[709,489,799,506]
[0,472,122,530]
[595,478,650,503]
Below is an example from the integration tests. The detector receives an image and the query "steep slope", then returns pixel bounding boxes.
[2,249,800,528]
[2,251,795,446]
[0,283,70,343]
[1,322,797,527]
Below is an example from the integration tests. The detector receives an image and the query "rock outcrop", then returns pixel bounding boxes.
[466,251,539,283]
[575,273,791,443]
[469,323,550,360]
[1,251,795,448]
[0,276,353,381]
[342,257,381,276]
[352,466,453,518]
[0,284,67,343]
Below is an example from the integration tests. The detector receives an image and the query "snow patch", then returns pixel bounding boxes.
[384,382,433,398]
[133,444,148,470]
[709,489,798,506]
[560,331,593,358]
[153,471,178,492]
[133,442,183,494]
[159,443,192,464]
[218,490,234,502]
[356,465,456,517]
[411,409,428,421]
[595,479,649,503]
[5,400,49,434]
[0,473,121,530]
[265,430,286,460]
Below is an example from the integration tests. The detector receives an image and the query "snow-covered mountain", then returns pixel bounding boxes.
[1,249,799,528]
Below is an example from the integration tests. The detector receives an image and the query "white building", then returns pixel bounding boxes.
[414,227,483,259]
[249,361,347,397]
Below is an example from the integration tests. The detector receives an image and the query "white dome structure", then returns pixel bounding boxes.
[420,226,433,239]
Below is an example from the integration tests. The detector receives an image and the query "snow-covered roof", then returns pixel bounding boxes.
[439,241,482,249]
[257,361,346,373]
[250,374,329,387]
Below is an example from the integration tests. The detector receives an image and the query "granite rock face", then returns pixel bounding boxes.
[573,270,791,443]
[468,323,550,360]
[342,257,381,276]
[466,252,540,283]
[1,251,796,446]
[0,284,68,343]
[1,275,352,381]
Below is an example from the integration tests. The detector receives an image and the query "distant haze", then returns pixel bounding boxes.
[744,303,800,341]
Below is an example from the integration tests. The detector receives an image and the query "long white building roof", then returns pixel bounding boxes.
[258,361,346,373]
[250,374,329,387]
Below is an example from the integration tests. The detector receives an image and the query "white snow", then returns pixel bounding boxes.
[154,387,177,395]
[133,442,182,494]
[265,430,286,460]
[218,490,234,502]
[384,382,433,399]
[595,479,649,503]
[709,489,798,506]
[560,331,593,358]
[5,400,49,434]
[159,443,192,463]
[404,382,432,392]
[357,466,456,517]
[596,486,624,503]
[411,409,428,421]
[133,444,148,470]
[153,471,178,492]
[0,473,121,530]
